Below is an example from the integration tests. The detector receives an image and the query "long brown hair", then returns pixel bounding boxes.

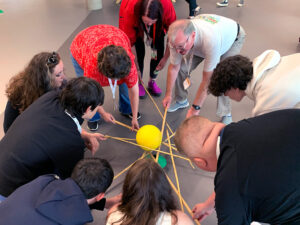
[134,0,164,37]
[116,159,178,225]
[6,52,61,112]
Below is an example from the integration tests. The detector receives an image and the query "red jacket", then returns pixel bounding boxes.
[119,0,176,46]
[70,25,138,88]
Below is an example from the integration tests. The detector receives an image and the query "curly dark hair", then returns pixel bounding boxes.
[208,55,253,96]
[97,45,131,79]
[115,159,178,225]
[6,52,61,112]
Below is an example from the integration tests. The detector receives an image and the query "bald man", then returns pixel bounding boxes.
[174,109,300,225]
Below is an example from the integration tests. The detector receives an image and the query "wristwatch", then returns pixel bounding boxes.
[192,104,201,110]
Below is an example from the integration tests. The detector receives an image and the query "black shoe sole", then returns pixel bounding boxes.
[147,88,162,97]
[121,112,141,120]
[87,122,99,131]
[139,94,147,99]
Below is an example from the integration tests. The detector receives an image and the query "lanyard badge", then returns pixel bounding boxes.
[182,47,195,90]
[108,78,118,111]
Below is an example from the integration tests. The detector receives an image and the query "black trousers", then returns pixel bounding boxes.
[134,30,165,79]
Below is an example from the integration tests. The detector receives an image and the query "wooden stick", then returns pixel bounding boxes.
[165,173,201,225]
[140,82,174,135]
[105,135,190,161]
[156,107,168,162]
[114,120,138,132]
[163,131,176,143]
[114,152,146,180]
[118,138,136,141]
[167,130,183,211]
[148,154,201,225]
[161,142,195,169]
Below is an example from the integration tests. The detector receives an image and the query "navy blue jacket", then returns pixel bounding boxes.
[0,175,93,225]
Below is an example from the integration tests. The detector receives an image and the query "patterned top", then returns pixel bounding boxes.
[70,25,138,88]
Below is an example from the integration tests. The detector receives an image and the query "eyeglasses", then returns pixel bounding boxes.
[169,35,190,51]
[47,52,58,66]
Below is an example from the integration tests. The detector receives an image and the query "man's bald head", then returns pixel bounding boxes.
[174,116,214,158]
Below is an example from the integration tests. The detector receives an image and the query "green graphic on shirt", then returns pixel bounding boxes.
[0,9,4,14]
[199,15,219,24]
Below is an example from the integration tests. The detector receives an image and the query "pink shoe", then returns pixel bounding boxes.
[148,80,161,97]
[139,83,146,99]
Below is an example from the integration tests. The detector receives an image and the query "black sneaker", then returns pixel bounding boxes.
[87,121,99,131]
[121,112,141,120]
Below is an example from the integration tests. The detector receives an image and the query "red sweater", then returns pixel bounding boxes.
[70,25,138,88]
[119,0,176,46]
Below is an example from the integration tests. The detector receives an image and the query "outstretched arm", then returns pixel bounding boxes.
[156,43,170,71]
[128,82,139,130]
[162,63,181,108]
[97,106,115,123]
[186,70,213,118]
[81,129,107,155]
[192,192,215,222]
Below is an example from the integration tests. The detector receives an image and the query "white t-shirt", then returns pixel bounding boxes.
[170,14,237,72]
[106,210,172,225]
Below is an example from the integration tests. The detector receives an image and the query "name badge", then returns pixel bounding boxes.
[183,77,191,90]
[151,49,157,60]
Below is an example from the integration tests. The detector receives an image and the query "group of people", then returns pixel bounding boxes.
[1,0,300,224]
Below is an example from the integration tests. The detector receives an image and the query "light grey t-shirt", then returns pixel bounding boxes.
[170,14,238,72]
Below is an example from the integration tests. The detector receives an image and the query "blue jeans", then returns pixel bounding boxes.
[70,54,132,122]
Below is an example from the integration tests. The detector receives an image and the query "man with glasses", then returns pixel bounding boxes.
[162,14,245,124]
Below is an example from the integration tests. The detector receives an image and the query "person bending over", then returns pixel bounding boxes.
[70,25,140,131]
[106,158,194,225]
[0,77,106,199]
[0,158,121,224]
[162,15,246,125]
[209,50,300,116]
[4,51,67,133]
[174,110,300,224]
[119,0,176,98]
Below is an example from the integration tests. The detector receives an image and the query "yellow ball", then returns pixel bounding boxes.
[136,125,162,151]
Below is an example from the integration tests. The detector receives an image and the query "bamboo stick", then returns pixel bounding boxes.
[140,82,174,135]
[105,135,190,161]
[114,152,146,179]
[161,142,195,169]
[114,120,138,132]
[167,130,183,211]
[156,107,168,162]
[148,154,200,225]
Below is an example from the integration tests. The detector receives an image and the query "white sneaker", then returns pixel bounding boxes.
[194,6,201,12]
[237,3,244,7]
[217,1,228,7]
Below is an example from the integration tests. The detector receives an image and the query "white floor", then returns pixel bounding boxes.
[0,0,299,224]
[0,0,90,114]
